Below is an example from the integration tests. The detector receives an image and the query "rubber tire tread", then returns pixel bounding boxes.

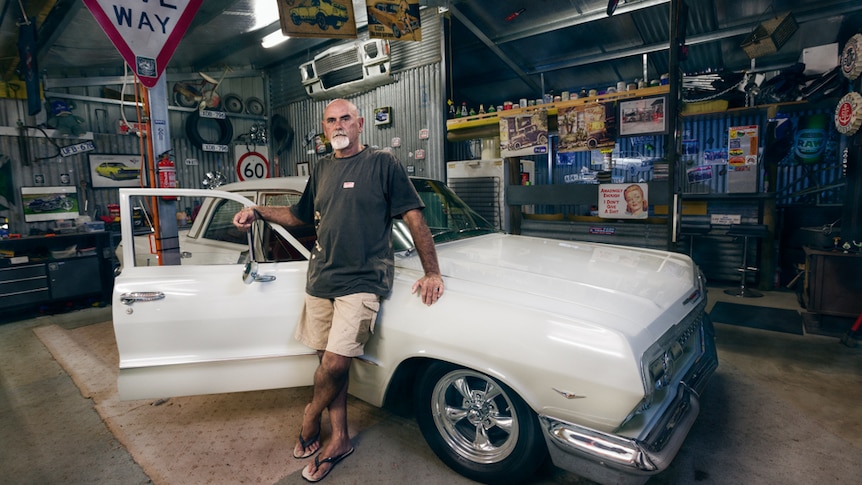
[185,110,233,150]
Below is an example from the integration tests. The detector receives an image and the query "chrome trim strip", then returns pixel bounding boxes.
[119,351,318,370]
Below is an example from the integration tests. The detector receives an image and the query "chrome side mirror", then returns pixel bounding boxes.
[242,219,276,284]
[243,261,276,284]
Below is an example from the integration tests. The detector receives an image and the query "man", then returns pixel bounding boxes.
[232,99,444,482]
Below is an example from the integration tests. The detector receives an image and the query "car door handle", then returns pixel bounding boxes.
[120,291,165,305]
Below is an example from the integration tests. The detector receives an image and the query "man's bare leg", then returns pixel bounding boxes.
[294,351,324,458]
[300,351,354,479]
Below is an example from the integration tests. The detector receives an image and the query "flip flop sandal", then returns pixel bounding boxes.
[293,430,320,459]
[301,447,354,483]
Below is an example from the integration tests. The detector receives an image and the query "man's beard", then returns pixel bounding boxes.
[330,134,349,150]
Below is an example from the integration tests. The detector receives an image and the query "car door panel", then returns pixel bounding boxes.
[114,261,315,400]
[113,188,316,400]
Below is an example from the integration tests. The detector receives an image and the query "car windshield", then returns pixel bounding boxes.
[392,179,497,252]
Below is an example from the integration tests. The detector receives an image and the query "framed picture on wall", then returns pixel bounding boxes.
[297,162,310,177]
[374,106,391,125]
[88,154,142,188]
[618,95,667,136]
[21,186,80,222]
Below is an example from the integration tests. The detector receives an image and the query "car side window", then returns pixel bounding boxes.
[262,193,301,206]
[202,199,246,244]
[260,222,313,262]
[417,191,447,230]
[259,191,317,254]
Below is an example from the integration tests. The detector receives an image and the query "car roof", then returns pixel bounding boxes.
[218,175,431,194]
[219,176,309,193]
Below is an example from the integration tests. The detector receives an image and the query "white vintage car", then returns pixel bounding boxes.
[113,177,717,485]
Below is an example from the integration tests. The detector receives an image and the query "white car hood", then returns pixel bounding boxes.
[399,233,696,338]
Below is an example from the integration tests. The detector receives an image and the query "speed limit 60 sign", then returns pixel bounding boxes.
[235,148,269,180]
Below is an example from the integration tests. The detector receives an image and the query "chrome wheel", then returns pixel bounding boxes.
[432,368,518,463]
[415,362,547,484]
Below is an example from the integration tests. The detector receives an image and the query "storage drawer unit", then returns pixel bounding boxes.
[0,264,50,310]
[47,257,102,300]
[0,232,114,317]
[803,246,862,318]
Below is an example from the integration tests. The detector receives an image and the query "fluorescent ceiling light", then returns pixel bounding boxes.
[253,0,280,30]
[261,31,289,48]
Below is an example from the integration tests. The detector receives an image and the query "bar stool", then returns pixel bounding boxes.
[679,221,711,259]
[724,224,769,298]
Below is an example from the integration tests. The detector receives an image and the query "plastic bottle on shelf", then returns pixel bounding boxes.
[487,104,496,113]
[478,104,485,114]
[448,100,456,119]
[460,102,468,117]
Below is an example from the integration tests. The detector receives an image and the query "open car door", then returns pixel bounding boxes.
[112,188,317,400]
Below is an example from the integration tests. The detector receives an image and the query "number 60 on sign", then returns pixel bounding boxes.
[236,150,269,181]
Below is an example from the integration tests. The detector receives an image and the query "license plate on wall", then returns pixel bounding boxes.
[60,140,95,157]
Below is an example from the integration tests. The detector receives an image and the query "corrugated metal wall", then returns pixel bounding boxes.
[271,63,446,182]
[267,8,446,182]
[0,71,269,235]
[0,9,447,237]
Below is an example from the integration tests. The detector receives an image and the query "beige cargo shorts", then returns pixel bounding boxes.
[295,292,380,357]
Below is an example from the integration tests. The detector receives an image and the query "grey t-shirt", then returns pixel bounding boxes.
[290,147,424,298]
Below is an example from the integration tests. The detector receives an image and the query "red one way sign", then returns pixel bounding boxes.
[83,0,203,88]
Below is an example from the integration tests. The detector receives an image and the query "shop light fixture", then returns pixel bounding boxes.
[261,31,289,48]
[253,0,280,30]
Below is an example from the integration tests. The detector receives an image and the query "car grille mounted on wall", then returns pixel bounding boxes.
[299,39,392,100]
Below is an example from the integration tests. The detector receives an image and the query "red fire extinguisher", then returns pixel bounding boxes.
[158,155,176,188]
[157,155,177,200]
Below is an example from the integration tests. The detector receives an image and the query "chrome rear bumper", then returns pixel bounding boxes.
[539,316,718,485]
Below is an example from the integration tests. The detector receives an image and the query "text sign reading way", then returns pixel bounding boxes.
[82,0,203,88]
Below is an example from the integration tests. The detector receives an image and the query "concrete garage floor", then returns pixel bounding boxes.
[2,284,861,485]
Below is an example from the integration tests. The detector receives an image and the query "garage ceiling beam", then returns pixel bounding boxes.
[530,1,862,75]
[493,0,670,45]
[449,5,542,95]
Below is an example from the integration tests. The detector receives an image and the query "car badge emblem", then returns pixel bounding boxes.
[552,388,586,400]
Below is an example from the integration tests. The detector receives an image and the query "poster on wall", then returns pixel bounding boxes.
[558,102,616,153]
[687,165,714,184]
[499,110,549,158]
[367,0,421,41]
[619,96,667,136]
[703,148,728,165]
[21,186,80,222]
[598,183,648,219]
[278,0,357,39]
[728,125,759,167]
[88,154,142,188]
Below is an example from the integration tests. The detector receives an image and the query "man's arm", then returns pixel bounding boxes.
[402,208,444,306]
[233,205,305,230]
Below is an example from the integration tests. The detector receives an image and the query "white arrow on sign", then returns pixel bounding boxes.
[83,0,203,88]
